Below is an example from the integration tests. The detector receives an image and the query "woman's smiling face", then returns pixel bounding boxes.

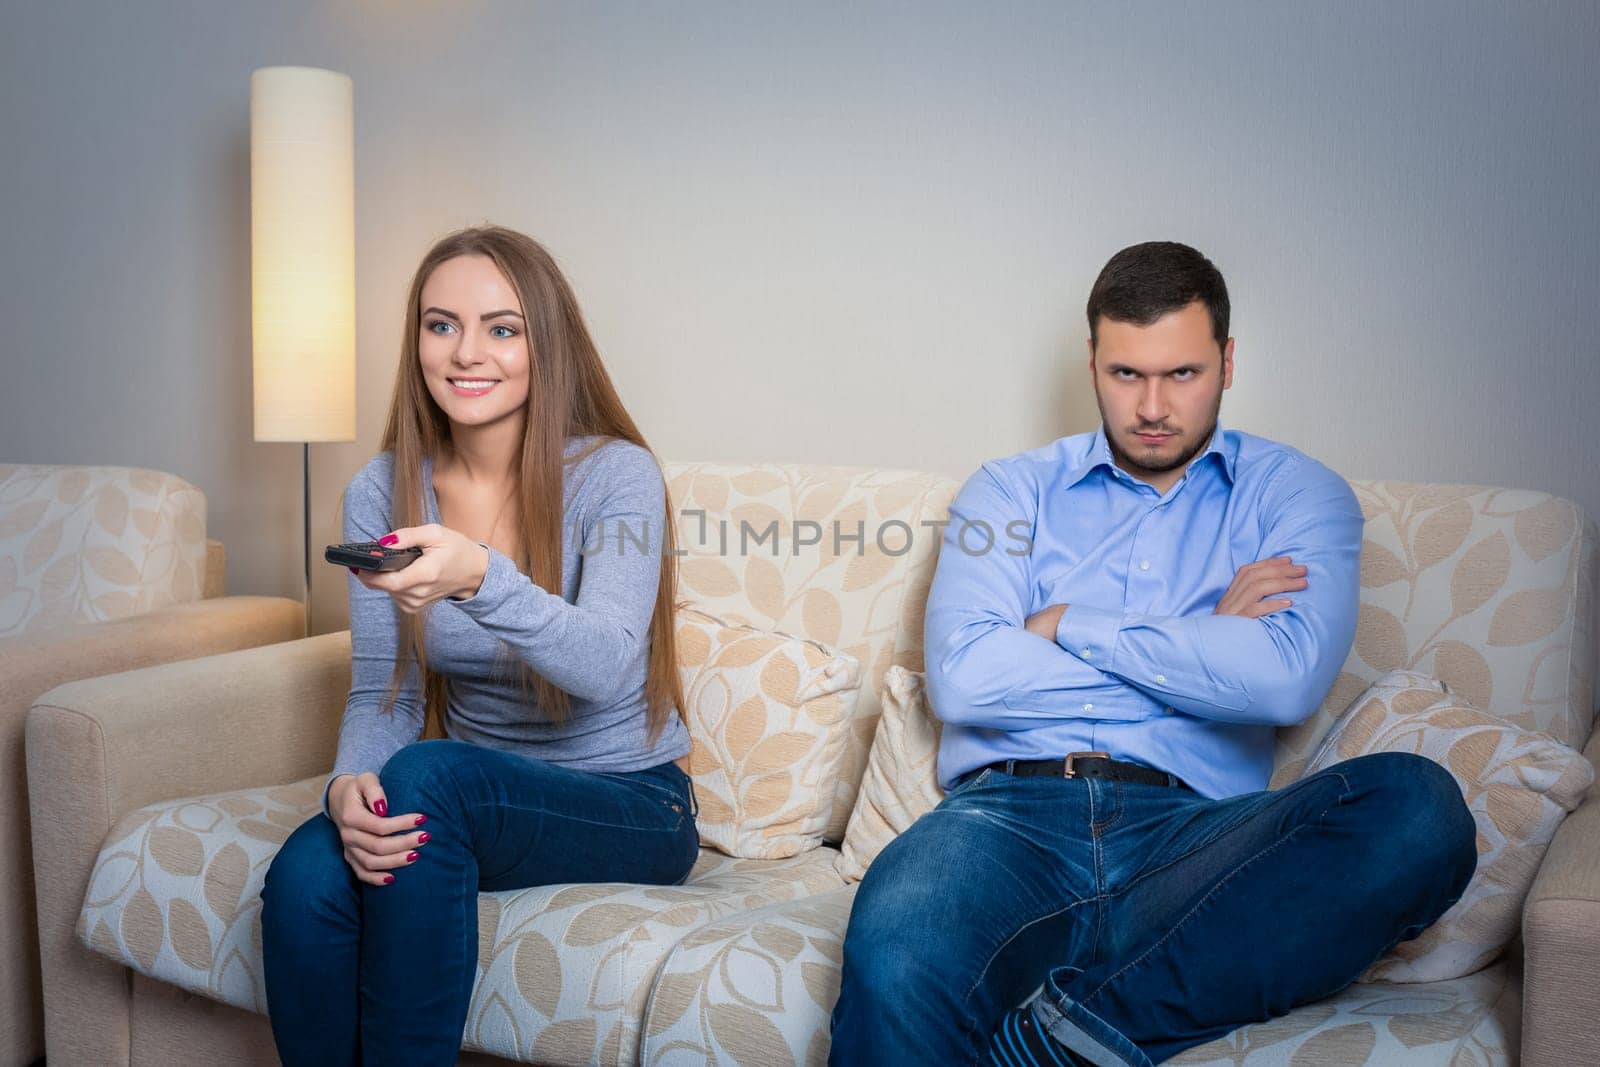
[417,254,532,429]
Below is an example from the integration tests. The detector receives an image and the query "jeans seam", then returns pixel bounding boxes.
[960,896,1096,1054]
[1089,782,1107,967]
[1113,769,1353,900]
[1091,780,1124,833]
[464,797,687,834]
[1078,781,1346,1010]
[595,769,691,806]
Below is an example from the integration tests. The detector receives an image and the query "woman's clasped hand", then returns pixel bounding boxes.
[324,772,430,887]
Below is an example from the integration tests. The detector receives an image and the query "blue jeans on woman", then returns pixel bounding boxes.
[829,751,1478,1065]
[259,739,700,1067]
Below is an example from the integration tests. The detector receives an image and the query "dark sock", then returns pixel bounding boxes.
[987,1003,1087,1066]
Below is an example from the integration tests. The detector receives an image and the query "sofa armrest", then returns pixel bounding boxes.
[29,627,350,827]
[3,595,302,733]
[1522,734,1600,1067]
[24,626,348,1067]
[0,595,302,1061]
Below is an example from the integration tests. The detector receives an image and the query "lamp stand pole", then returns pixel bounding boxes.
[303,441,312,638]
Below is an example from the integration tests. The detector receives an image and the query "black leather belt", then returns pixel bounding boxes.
[977,750,1191,790]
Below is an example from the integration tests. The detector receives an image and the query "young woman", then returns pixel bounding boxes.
[259,225,696,1065]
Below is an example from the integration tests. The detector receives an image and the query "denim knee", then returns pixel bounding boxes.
[378,739,470,816]
[1352,751,1478,893]
[260,814,356,933]
[842,857,950,994]
[840,908,923,1012]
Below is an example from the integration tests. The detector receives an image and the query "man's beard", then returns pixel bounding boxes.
[1093,385,1224,476]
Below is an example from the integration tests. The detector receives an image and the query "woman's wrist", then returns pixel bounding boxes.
[452,543,491,601]
[328,774,356,807]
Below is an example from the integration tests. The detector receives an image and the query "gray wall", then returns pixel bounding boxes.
[2,1,1596,636]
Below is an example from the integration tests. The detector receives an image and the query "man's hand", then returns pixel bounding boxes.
[1214,556,1308,618]
[1024,603,1067,640]
[353,523,491,613]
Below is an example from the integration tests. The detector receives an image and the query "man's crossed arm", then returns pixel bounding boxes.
[924,462,1364,731]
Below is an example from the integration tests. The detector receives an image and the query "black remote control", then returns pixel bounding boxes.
[325,542,424,571]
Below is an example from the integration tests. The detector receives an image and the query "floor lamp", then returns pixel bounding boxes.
[249,66,356,636]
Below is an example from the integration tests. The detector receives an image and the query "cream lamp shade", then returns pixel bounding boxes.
[250,66,356,442]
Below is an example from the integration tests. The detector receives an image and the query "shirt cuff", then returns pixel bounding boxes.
[322,772,351,819]
[1055,604,1123,669]
[449,543,511,610]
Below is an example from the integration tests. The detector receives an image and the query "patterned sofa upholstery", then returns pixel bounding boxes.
[1,463,304,1067]
[25,464,1600,1066]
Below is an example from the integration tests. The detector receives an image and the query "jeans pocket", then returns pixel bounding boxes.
[596,766,692,823]
[948,767,994,796]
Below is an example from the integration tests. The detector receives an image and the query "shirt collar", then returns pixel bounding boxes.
[1062,420,1236,491]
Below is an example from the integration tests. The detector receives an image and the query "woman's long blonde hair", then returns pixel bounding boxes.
[377,225,685,744]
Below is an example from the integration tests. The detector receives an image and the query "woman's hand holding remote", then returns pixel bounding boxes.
[326,772,430,886]
[352,523,491,613]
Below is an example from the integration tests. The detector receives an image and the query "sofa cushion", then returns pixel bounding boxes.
[1305,672,1594,983]
[1271,483,1599,786]
[641,884,857,1065]
[837,665,942,882]
[637,883,1521,1066]
[77,774,849,1066]
[463,848,845,1065]
[676,606,861,859]
[1168,958,1521,1065]
[0,464,209,636]
[663,462,961,842]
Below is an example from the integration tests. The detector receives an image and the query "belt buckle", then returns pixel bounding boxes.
[1063,750,1111,778]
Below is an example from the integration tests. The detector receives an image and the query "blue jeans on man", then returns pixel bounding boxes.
[829,751,1477,1065]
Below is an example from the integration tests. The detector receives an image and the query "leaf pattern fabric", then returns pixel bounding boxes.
[1304,671,1592,983]
[76,775,849,1065]
[1272,482,1599,788]
[0,464,209,636]
[662,462,960,842]
[676,607,861,858]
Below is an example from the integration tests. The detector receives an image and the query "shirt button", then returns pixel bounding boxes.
[1080,648,1092,658]
[1082,703,1094,711]
[1139,560,1151,571]
[1164,706,1176,714]
[1155,674,1167,684]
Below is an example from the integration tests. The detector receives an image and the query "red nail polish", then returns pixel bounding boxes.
[414,815,427,826]
[383,875,395,885]
[374,799,387,817]
[378,534,399,546]
[406,851,419,863]
[417,832,431,843]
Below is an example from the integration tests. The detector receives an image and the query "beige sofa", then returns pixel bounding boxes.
[1,463,304,1067]
[25,462,1600,1066]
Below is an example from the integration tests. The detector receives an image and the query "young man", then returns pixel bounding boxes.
[829,242,1477,1066]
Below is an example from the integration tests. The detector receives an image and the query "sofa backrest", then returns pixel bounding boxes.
[662,461,960,841]
[1273,481,1600,783]
[661,462,1598,818]
[0,464,210,638]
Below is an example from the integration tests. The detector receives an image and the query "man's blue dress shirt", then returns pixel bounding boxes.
[924,420,1364,800]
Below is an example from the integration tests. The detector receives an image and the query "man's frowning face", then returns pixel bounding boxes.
[1090,299,1234,491]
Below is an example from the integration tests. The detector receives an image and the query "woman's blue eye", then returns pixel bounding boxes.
[424,321,517,339]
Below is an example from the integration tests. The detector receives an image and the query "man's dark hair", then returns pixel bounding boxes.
[1086,241,1230,351]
